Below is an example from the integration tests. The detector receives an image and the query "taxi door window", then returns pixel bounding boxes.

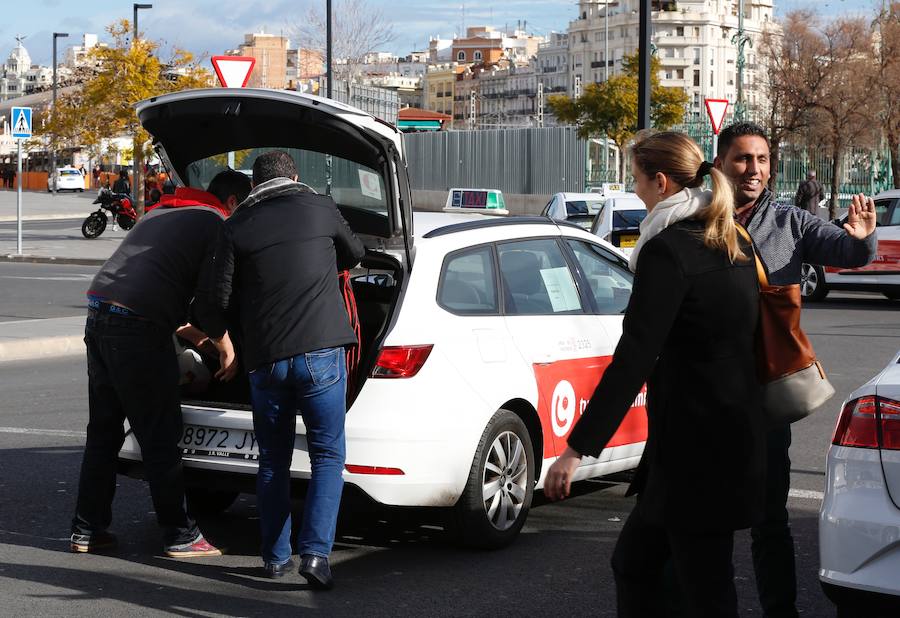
[438,246,499,315]
[498,239,583,315]
[567,240,633,314]
[887,200,900,226]
[874,200,892,226]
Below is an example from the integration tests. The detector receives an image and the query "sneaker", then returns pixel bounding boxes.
[70,530,118,553]
[164,535,222,558]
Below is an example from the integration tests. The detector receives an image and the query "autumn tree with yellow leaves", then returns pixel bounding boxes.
[40,19,211,215]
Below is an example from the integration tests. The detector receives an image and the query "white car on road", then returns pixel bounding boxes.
[802,190,900,301]
[820,349,900,614]
[47,167,85,192]
[589,195,648,256]
[118,88,646,548]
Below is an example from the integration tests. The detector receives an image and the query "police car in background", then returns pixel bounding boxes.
[118,88,647,549]
[801,190,900,301]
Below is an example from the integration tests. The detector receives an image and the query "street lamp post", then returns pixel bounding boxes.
[326,0,333,98]
[51,32,68,195]
[132,3,152,216]
[637,0,651,130]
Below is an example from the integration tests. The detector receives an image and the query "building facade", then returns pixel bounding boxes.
[423,63,463,120]
[231,32,289,89]
[568,0,776,118]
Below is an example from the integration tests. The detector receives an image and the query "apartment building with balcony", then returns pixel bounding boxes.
[567,0,777,118]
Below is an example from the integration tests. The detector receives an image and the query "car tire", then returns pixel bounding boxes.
[185,487,239,517]
[801,263,828,301]
[451,409,534,549]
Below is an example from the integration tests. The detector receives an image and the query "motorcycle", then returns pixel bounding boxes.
[81,188,138,239]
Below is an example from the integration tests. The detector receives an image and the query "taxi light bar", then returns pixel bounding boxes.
[832,396,900,450]
[371,345,433,379]
[345,464,405,475]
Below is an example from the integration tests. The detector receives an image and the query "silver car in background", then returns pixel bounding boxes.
[820,349,900,615]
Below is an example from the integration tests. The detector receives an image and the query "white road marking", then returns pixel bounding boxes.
[0,427,85,438]
[0,275,93,281]
[788,488,824,501]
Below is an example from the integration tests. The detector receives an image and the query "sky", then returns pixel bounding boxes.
[5,0,881,68]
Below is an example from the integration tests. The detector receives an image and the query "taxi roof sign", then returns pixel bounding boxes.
[704,99,729,135]
[211,56,256,88]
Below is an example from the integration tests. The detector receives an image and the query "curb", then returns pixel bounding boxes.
[0,254,105,266]
[0,335,84,363]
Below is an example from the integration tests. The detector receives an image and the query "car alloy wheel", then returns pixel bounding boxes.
[451,409,534,549]
[800,263,828,301]
[482,431,529,531]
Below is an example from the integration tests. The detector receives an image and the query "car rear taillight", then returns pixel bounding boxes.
[880,397,900,451]
[832,396,900,450]
[371,345,433,379]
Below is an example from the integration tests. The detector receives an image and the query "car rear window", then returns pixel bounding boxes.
[612,209,646,229]
[184,147,388,217]
[565,200,604,216]
[60,170,81,176]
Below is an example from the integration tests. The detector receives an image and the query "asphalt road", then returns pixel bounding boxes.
[0,261,98,321]
[0,267,897,616]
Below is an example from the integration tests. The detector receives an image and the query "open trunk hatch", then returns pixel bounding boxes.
[136,88,410,244]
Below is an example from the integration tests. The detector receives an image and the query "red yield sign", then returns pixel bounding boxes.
[704,99,729,135]
[211,56,256,88]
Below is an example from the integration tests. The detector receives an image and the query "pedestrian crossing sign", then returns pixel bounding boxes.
[11,106,31,139]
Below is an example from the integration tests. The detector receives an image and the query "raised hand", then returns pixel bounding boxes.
[843,193,877,240]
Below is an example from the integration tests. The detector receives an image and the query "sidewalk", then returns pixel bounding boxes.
[0,189,120,265]
[0,316,85,363]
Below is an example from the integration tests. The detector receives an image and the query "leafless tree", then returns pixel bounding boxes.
[758,12,820,191]
[289,0,397,81]
[873,2,900,189]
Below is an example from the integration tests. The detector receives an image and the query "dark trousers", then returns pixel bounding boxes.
[612,507,738,618]
[71,309,199,546]
[751,425,798,618]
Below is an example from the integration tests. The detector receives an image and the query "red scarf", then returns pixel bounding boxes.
[155,187,230,218]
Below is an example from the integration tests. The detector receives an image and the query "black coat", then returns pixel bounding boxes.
[208,186,366,371]
[567,219,766,533]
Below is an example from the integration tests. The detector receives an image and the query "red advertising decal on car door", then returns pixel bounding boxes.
[533,357,648,458]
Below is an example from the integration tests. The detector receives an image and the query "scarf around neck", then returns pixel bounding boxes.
[628,187,711,272]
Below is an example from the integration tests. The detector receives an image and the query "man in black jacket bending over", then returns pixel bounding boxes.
[208,150,365,587]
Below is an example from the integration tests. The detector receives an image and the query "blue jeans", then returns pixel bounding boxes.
[249,347,347,565]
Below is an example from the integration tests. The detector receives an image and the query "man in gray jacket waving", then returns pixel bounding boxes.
[715,122,877,618]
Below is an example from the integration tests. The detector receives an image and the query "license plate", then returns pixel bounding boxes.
[618,235,638,248]
[179,424,259,461]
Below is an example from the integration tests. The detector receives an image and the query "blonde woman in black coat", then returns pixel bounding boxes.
[545,131,765,618]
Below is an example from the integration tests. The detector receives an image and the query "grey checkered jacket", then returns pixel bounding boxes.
[743,190,877,286]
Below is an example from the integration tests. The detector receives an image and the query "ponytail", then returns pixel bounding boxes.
[701,167,748,263]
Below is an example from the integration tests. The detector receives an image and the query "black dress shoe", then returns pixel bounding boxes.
[263,558,295,579]
[299,554,333,590]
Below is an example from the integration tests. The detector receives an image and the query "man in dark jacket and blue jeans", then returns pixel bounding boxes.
[715,122,877,617]
[208,150,365,588]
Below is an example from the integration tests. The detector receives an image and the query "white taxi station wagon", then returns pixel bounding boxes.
[118,88,647,548]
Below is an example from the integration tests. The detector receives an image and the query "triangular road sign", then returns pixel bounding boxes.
[705,99,729,135]
[211,56,256,88]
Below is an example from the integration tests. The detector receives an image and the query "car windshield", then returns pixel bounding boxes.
[565,200,604,216]
[613,209,647,229]
[184,147,388,217]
